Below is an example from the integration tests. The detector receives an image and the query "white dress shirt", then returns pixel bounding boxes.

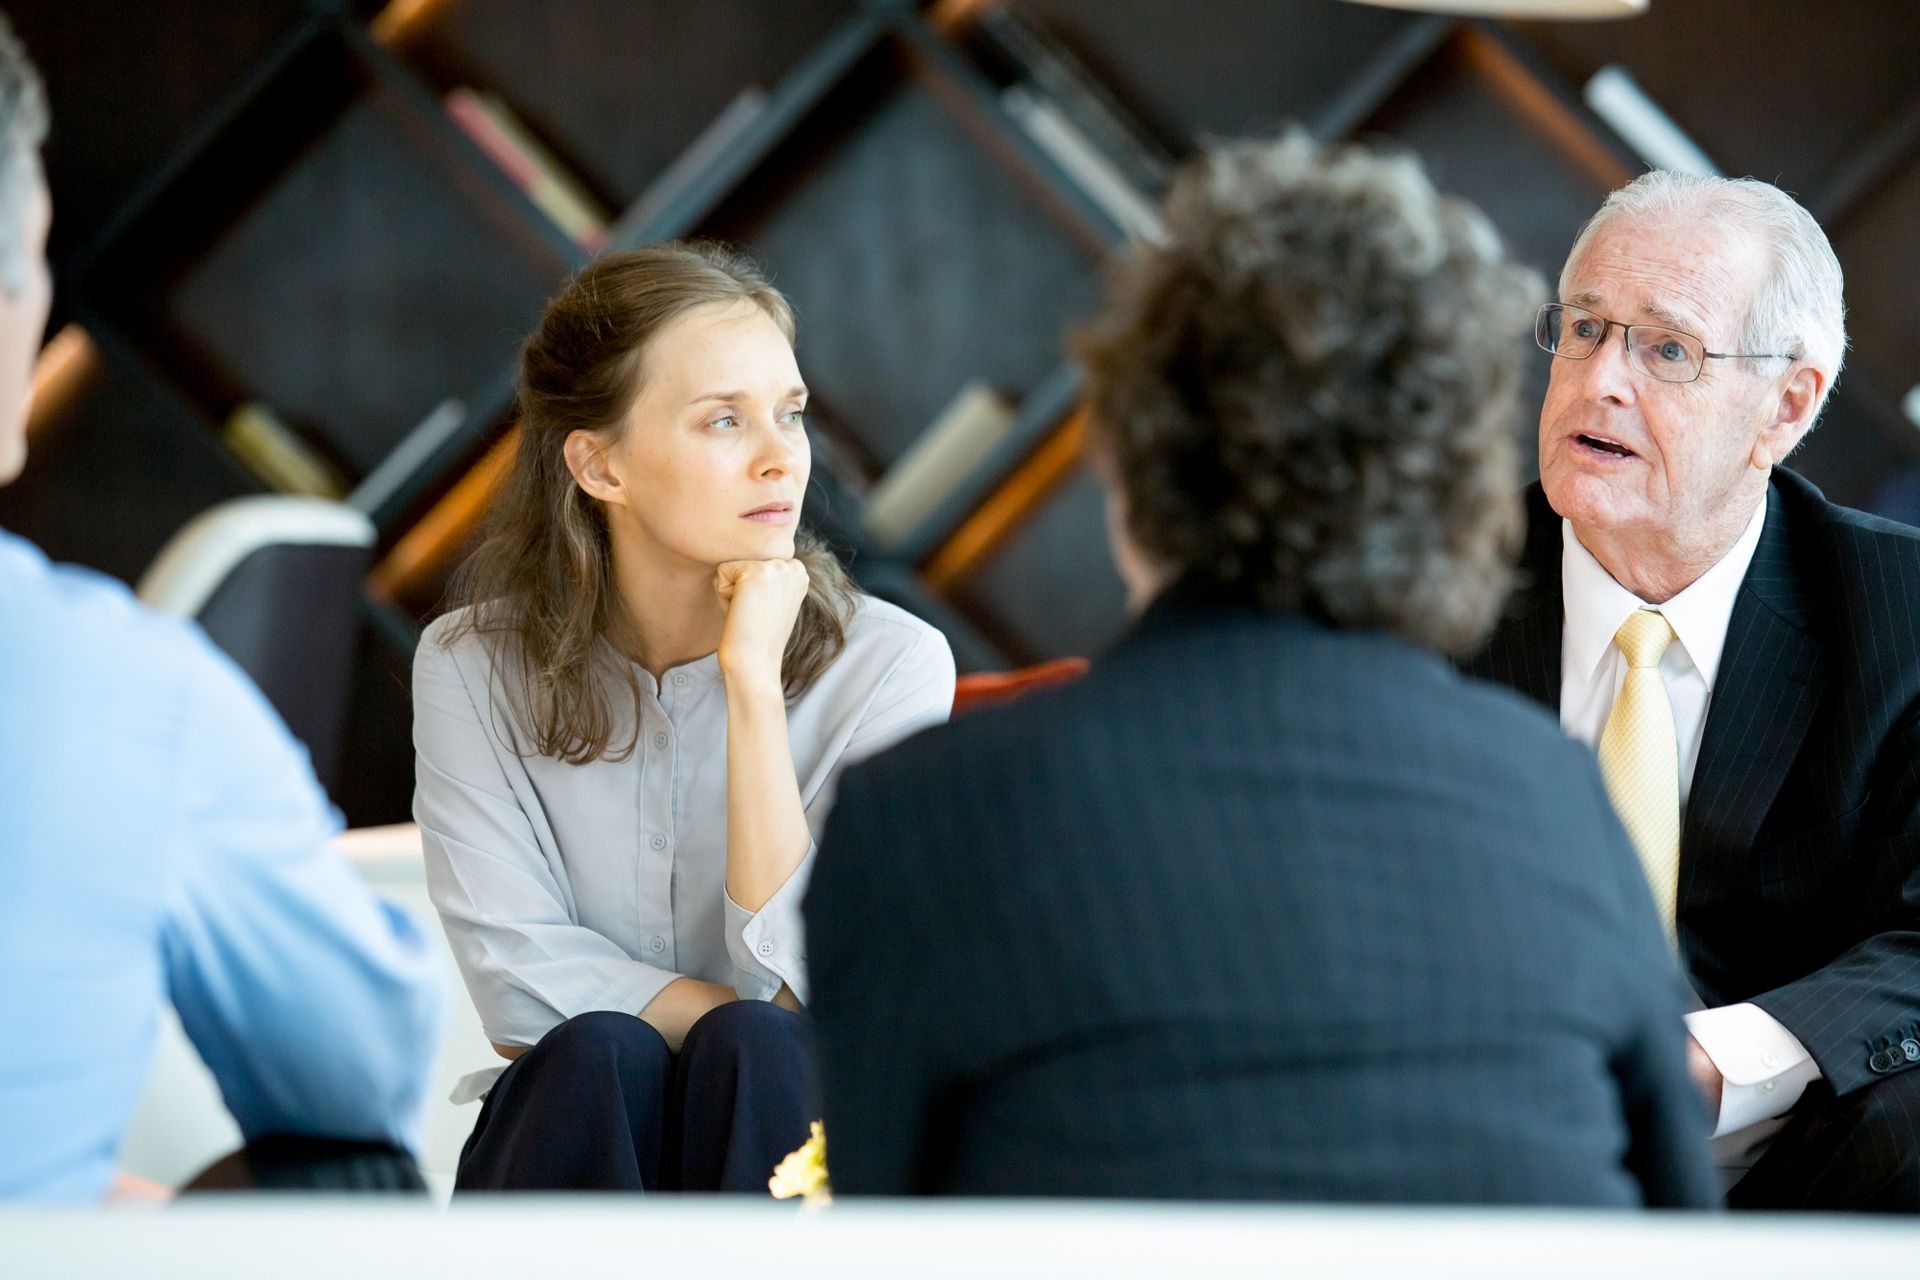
[413,593,955,1100]
[1558,491,1822,1161]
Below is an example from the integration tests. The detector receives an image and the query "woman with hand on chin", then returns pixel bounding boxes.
[413,243,955,1193]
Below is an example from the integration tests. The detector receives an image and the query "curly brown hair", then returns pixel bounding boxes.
[443,242,855,764]
[1076,132,1544,654]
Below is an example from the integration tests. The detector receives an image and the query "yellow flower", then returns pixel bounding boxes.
[768,1120,832,1206]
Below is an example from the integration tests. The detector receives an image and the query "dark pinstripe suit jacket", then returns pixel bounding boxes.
[1466,469,1920,1098]
[806,580,1719,1205]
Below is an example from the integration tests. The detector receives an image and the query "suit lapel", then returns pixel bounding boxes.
[1681,479,1826,904]
[1465,484,1563,714]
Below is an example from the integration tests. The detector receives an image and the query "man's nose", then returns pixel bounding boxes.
[1579,323,1637,402]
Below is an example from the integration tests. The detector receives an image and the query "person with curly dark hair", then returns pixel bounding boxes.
[804,132,1720,1206]
[1079,135,1527,653]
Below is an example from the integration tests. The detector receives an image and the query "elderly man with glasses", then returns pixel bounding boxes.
[1469,171,1920,1212]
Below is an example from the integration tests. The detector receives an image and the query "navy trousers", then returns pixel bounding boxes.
[455,1001,814,1193]
[1728,1068,1920,1213]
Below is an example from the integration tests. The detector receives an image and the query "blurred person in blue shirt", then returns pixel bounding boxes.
[0,13,442,1203]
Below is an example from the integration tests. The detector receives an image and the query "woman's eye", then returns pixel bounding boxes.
[710,414,739,430]
[781,409,806,427]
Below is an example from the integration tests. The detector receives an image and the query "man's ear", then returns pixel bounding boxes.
[1751,363,1827,470]
[1096,456,1174,615]
[563,429,622,505]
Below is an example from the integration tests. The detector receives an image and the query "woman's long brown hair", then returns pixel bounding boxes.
[440,242,855,765]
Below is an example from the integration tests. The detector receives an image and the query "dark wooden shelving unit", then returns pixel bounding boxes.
[77,20,579,486]
[1511,3,1920,208]
[7,0,1917,822]
[984,0,1432,154]
[934,419,1128,665]
[381,0,858,212]
[682,19,1111,479]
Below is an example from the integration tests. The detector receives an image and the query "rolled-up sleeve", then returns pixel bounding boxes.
[165,642,444,1153]
[413,634,678,1047]
[724,857,813,1003]
[723,626,956,1003]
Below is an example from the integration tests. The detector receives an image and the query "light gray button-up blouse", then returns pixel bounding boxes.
[412,593,954,1087]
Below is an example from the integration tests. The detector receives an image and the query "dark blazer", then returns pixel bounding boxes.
[1465,468,1920,1097]
[806,581,1719,1206]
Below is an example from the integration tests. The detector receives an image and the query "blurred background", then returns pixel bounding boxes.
[3,0,1916,827]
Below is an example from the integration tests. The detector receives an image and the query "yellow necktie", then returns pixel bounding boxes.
[1598,609,1680,940]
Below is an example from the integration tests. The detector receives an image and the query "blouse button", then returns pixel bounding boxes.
[756,940,775,958]
[650,834,668,850]
[673,673,689,687]
[650,936,665,954]
[653,732,669,748]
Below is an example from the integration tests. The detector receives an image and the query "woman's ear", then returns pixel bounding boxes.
[564,429,623,505]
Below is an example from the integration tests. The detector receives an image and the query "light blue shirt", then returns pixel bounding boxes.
[414,593,953,1099]
[0,529,443,1202]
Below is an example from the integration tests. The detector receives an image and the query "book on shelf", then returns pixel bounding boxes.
[348,395,468,518]
[617,85,771,238]
[222,402,349,499]
[861,381,1018,551]
[1002,85,1165,243]
[445,87,610,253]
[1583,65,1719,177]
[971,5,1176,198]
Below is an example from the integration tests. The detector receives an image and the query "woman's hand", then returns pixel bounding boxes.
[640,977,738,1053]
[714,558,809,690]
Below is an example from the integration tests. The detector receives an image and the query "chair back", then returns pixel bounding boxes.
[952,657,1090,716]
[139,496,374,790]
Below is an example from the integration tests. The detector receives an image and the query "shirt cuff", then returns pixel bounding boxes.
[1686,1002,1823,1136]
[723,844,814,1004]
[480,962,680,1055]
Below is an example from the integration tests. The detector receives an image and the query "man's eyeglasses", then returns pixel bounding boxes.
[1534,302,1796,385]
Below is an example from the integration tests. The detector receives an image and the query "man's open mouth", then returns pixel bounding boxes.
[1576,433,1637,459]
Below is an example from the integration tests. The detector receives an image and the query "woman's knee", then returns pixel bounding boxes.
[528,1010,672,1074]
[681,998,805,1059]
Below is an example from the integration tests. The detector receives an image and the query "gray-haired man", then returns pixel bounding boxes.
[1470,170,1920,1211]
[0,12,442,1201]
